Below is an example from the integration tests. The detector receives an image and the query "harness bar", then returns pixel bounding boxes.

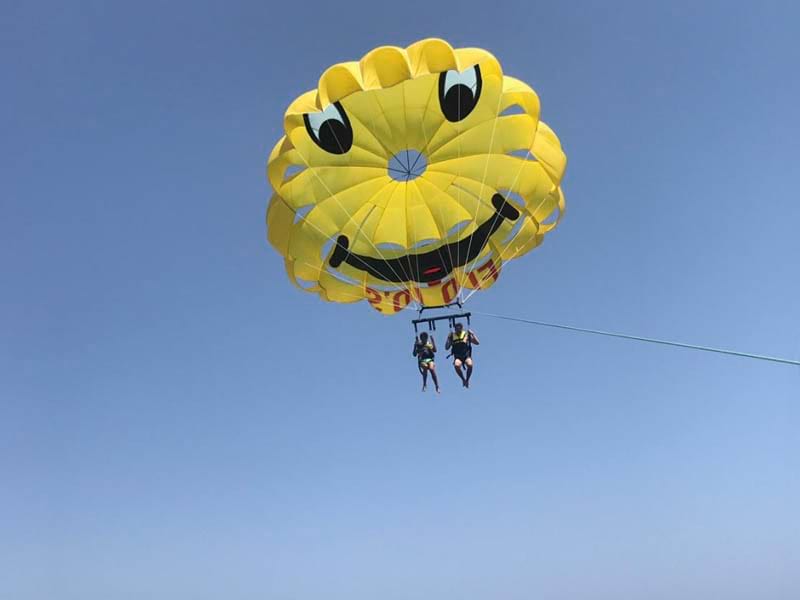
[412,312,472,333]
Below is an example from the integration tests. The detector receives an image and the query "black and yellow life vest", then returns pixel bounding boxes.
[451,330,469,350]
[417,341,434,360]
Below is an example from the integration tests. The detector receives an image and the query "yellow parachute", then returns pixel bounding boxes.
[266,38,566,315]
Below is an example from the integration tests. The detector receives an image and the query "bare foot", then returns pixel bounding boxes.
[435,387,441,394]
[422,384,427,392]
[465,379,470,389]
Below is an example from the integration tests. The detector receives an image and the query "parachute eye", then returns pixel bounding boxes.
[304,101,353,154]
[438,65,482,122]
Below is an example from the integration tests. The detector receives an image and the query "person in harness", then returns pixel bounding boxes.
[446,322,480,388]
[413,332,440,393]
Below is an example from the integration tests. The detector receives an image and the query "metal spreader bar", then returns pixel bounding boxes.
[412,311,472,333]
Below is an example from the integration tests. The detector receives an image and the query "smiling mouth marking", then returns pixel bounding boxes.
[328,194,520,284]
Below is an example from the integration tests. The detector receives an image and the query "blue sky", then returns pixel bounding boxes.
[3,1,799,598]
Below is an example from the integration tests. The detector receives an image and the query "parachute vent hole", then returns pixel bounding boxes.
[463,253,488,274]
[502,216,526,244]
[412,238,438,250]
[500,104,526,117]
[375,242,406,256]
[388,149,427,182]
[320,238,335,262]
[295,277,317,290]
[501,189,525,205]
[325,267,360,285]
[507,148,536,161]
[293,205,313,225]
[446,220,472,239]
[283,164,306,180]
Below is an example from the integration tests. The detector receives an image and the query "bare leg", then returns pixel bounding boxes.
[429,364,440,393]
[453,359,466,386]
[420,366,428,391]
[465,357,473,388]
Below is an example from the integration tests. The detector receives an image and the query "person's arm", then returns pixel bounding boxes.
[445,334,452,350]
[431,336,437,353]
[469,331,480,345]
[413,339,419,356]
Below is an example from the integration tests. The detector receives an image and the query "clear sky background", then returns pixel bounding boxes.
[3,1,799,599]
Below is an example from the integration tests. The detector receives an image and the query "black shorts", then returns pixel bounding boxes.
[452,349,471,362]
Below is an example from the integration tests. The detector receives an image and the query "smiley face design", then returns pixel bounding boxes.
[267,38,566,314]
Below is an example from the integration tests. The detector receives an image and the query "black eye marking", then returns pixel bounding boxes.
[303,101,353,154]
[438,65,482,122]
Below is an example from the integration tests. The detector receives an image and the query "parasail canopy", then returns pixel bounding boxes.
[266,38,567,314]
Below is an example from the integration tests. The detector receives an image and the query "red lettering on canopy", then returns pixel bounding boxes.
[393,289,411,313]
[441,278,459,304]
[366,287,383,311]
[479,259,500,282]
[467,259,500,289]
[467,271,480,288]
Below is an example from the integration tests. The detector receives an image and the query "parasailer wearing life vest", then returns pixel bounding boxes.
[413,332,440,393]
[446,322,480,388]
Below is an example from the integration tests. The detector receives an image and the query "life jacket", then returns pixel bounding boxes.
[451,330,470,351]
[417,341,434,359]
